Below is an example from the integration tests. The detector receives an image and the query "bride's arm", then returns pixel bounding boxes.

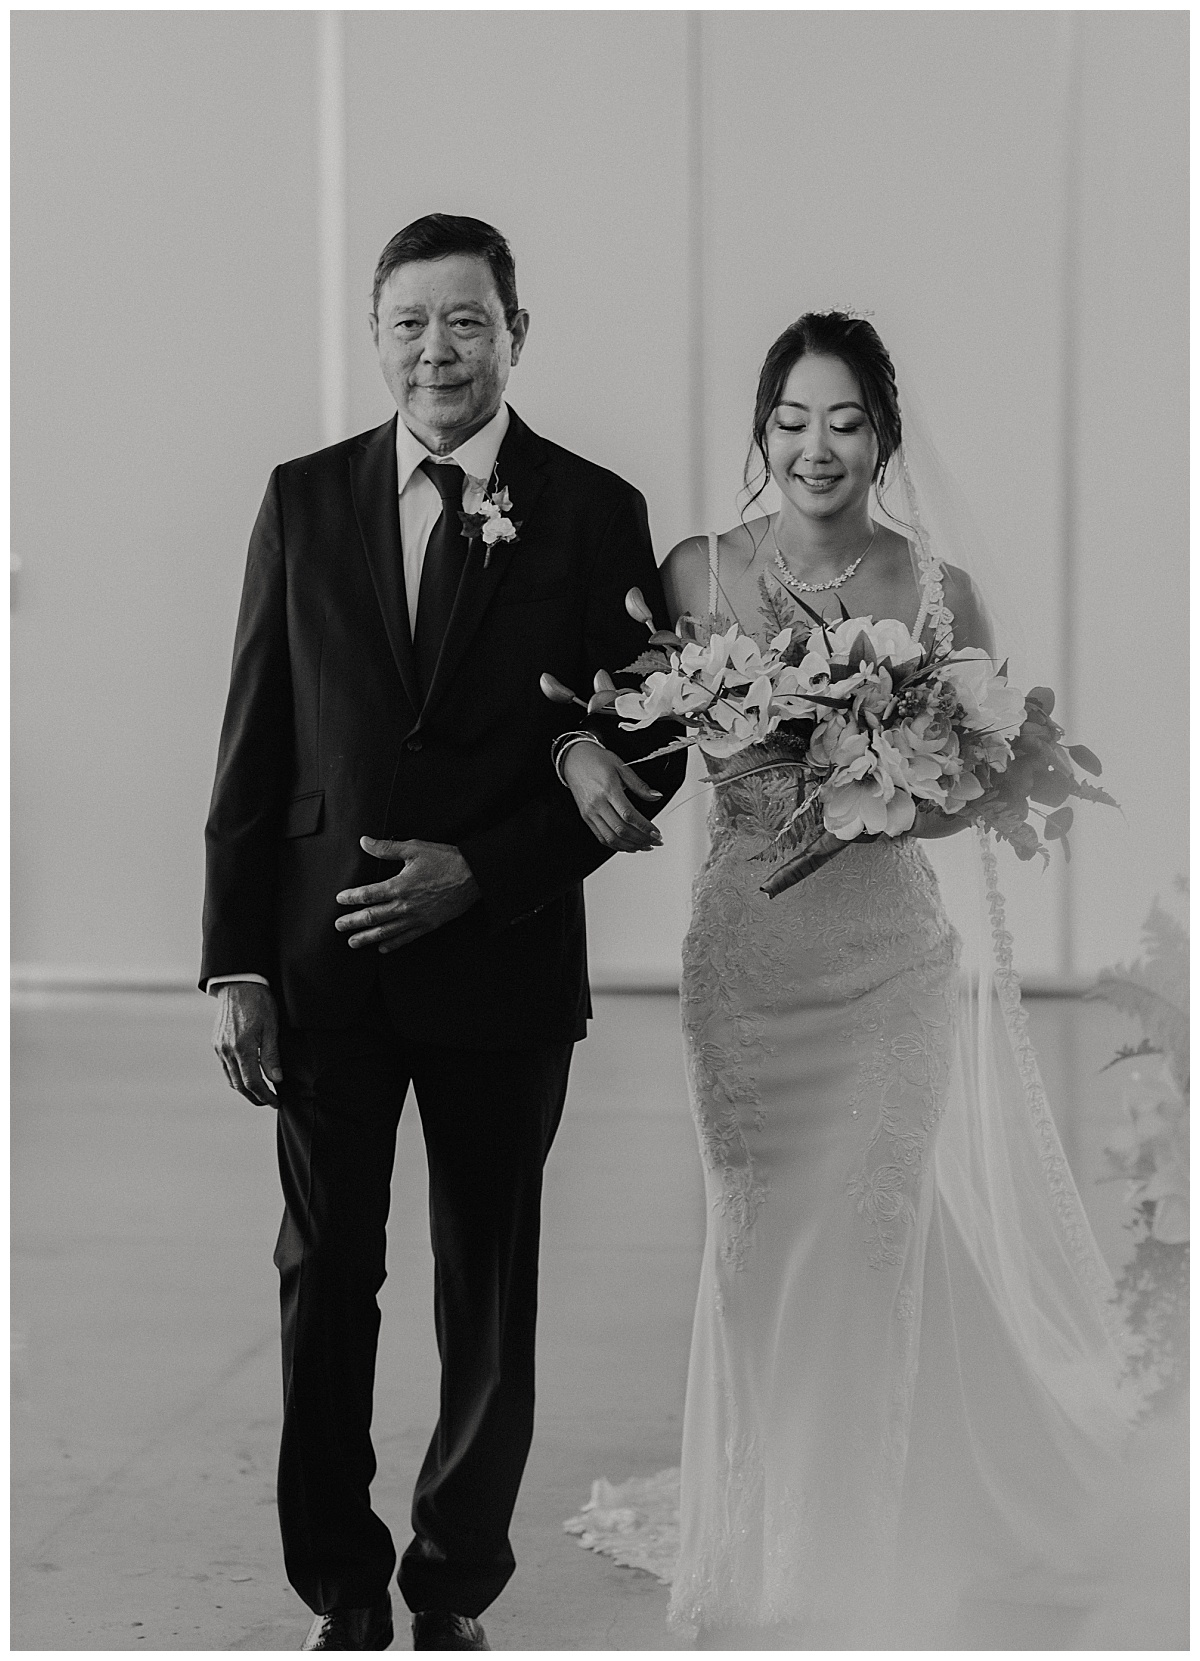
[661,536,711,628]
[559,537,709,849]
[943,563,997,656]
[911,564,998,840]
[911,805,972,840]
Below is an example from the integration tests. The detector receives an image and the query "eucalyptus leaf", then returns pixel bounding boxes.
[1030,766,1072,807]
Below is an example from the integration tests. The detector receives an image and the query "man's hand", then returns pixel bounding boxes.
[335,838,482,952]
[212,981,283,1106]
[561,743,664,852]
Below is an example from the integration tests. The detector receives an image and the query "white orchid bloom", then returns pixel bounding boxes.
[742,673,776,715]
[793,648,835,689]
[822,774,918,840]
[807,714,868,771]
[481,515,516,545]
[849,666,894,726]
[678,631,733,691]
[942,768,986,815]
[821,615,924,668]
[941,650,1025,738]
[614,671,704,726]
[713,631,774,687]
[877,727,945,803]
[698,703,775,757]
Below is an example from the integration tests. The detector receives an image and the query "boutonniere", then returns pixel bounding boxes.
[459,468,522,568]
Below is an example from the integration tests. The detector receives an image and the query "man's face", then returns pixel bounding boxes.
[369,254,529,453]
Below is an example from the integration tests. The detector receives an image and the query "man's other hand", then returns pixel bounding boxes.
[335,839,482,952]
[213,981,283,1106]
[561,743,664,852]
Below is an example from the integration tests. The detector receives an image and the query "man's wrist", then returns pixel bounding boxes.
[455,852,483,902]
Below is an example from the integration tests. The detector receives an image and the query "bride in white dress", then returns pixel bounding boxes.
[564,313,1138,1648]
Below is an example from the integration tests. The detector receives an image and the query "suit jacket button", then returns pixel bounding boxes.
[406,737,423,753]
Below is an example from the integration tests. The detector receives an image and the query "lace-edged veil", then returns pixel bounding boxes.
[876,364,1139,1449]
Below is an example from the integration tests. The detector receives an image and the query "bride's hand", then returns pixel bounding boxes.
[562,742,664,852]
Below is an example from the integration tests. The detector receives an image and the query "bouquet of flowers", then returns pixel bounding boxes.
[541,585,1117,897]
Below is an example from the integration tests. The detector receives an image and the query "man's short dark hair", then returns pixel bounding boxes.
[372,214,520,326]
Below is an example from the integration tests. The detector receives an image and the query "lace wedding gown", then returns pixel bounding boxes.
[569,537,1138,1648]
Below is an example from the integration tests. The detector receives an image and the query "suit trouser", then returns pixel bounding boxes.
[273,1005,573,1617]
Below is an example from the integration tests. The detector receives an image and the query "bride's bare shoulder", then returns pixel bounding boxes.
[663,522,766,621]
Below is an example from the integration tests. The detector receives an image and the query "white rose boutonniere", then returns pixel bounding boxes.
[459,471,522,567]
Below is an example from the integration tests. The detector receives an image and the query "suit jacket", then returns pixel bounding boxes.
[201,408,687,1045]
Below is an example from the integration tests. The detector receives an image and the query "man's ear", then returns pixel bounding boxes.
[509,310,531,367]
[368,311,380,349]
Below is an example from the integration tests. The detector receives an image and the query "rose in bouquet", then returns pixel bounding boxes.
[541,586,1116,898]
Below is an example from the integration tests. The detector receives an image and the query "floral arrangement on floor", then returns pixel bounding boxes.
[542,582,1116,897]
[1088,881,1189,1414]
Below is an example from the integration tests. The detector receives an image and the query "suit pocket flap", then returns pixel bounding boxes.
[283,791,324,838]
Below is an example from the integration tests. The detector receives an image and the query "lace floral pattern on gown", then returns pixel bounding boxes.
[672,750,961,1637]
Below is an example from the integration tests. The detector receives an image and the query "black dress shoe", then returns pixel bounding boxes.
[302,1596,394,1650]
[411,1611,490,1650]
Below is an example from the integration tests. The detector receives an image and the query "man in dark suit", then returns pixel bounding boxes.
[202,215,684,1651]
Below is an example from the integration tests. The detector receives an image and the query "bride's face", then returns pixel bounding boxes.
[767,354,879,522]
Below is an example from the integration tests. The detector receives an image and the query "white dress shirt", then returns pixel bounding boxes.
[207,405,511,995]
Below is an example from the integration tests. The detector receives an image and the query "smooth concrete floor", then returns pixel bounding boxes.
[10,990,1156,1651]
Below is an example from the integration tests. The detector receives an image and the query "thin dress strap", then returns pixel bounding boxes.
[706,531,719,616]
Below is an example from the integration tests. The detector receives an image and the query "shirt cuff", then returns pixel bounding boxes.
[206,973,270,995]
[551,730,605,784]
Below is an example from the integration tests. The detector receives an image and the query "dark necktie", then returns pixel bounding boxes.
[412,458,467,698]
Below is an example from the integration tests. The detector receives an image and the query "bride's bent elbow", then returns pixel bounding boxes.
[911,809,973,841]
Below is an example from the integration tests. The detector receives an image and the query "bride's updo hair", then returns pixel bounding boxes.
[746,312,903,504]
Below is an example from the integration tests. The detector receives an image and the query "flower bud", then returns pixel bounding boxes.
[540,672,584,707]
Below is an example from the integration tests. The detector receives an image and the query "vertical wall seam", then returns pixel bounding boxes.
[684,13,710,877]
[685,12,705,532]
[1057,13,1082,978]
[317,11,347,447]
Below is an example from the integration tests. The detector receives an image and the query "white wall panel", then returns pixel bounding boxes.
[11,13,321,979]
[1069,12,1188,971]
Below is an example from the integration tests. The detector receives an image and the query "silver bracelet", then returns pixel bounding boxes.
[552,729,605,785]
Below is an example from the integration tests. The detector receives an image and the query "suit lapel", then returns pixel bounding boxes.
[419,409,551,720]
[349,416,422,717]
